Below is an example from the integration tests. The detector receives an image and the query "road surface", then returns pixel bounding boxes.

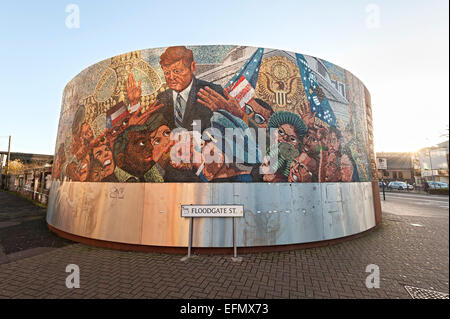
[380,192,449,218]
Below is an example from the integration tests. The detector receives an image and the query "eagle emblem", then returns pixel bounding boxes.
[255,56,308,113]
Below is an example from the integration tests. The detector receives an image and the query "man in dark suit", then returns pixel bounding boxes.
[156,46,224,133]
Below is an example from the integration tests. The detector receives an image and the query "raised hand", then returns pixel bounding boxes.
[128,99,163,126]
[223,88,244,117]
[147,99,164,113]
[197,86,244,118]
[299,101,316,128]
[126,72,142,106]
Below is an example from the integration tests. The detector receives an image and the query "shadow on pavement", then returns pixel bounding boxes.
[0,190,73,262]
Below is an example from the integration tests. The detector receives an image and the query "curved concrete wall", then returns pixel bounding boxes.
[47,182,376,247]
[47,45,380,248]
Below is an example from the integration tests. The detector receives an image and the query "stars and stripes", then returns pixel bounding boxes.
[106,102,128,129]
[225,48,264,108]
[228,75,255,108]
[295,54,337,127]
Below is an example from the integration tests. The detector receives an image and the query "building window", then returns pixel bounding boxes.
[399,172,403,179]
[393,172,398,179]
[331,79,337,90]
[338,83,346,98]
[331,79,346,98]
[317,62,328,79]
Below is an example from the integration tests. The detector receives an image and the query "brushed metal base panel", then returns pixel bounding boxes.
[321,182,375,240]
[47,182,376,248]
[48,181,144,244]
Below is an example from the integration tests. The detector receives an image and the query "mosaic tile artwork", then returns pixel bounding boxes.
[52,45,377,183]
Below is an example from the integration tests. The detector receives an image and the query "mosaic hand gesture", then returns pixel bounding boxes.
[126,72,142,106]
[128,100,163,127]
[197,87,244,118]
[299,101,316,129]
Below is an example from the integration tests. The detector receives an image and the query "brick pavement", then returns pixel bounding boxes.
[0,191,72,257]
[0,191,448,299]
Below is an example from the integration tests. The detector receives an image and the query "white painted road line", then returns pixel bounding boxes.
[380,194,449,203]
[380,197,448,204]
[381,192,448,199]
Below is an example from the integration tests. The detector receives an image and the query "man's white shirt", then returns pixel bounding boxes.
[172,80,193,121]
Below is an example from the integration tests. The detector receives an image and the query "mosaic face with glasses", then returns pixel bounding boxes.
[267,111,307,151]
[288,152,318,183]
[277,124,301,148]
[243,99,273,128]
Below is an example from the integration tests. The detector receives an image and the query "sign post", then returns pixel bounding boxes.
[377,158,387,201]
[231,217,243,262]
[180,205,244,262]
[183,217,193,261]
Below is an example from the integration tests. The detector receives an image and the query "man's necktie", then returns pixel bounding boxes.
[175,93,183,128]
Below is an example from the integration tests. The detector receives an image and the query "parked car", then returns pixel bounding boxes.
[428,181,449,189]
[388,181,408,190]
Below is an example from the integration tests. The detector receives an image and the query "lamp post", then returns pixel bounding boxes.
[428,148,435,183]
[5,136,11,189]
[424,138,435,184]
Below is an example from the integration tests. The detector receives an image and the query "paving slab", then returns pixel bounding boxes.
[0,190,448,299]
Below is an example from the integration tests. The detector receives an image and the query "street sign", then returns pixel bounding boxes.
[377,158,387,170]
[181,205,244,218]
[180,204,244,262]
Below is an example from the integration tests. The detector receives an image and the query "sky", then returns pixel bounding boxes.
[0,0,448,155]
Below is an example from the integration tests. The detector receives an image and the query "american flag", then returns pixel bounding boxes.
[225,48,264,108]
[106,102,128,129]
[295,54,337,127]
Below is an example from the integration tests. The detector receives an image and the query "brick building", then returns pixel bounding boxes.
[376,152,414,184]
[0,152,54,204]
[414,140,449,184]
